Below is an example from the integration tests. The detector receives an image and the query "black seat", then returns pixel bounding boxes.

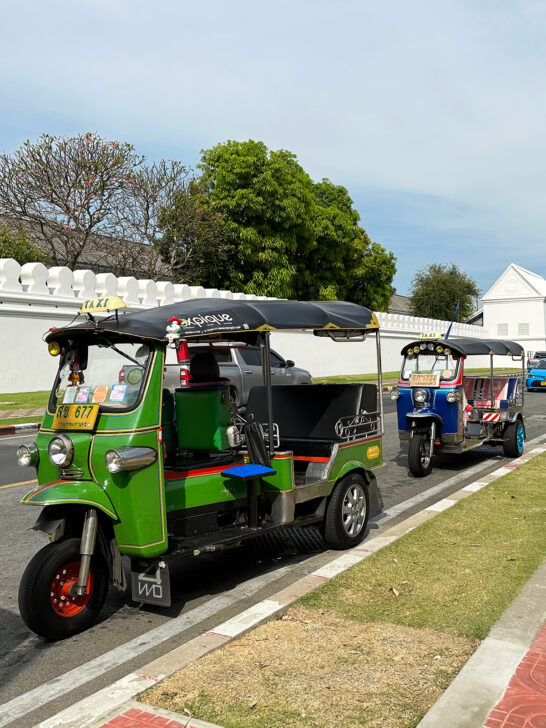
[246,383,377,457]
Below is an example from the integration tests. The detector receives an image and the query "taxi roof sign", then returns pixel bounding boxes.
[80,296,126,314]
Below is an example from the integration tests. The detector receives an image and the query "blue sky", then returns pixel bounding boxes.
[1,0,545,296]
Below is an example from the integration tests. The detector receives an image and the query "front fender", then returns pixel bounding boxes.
[406,410,445,428]
[21,480,118,520]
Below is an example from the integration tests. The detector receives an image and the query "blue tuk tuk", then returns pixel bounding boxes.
[392,337,525,476]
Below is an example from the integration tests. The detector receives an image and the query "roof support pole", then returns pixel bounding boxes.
[260,332,275,457]
[490,353,495,408]
[375,329,384,436]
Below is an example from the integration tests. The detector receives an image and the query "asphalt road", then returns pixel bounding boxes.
[1,392,545,728]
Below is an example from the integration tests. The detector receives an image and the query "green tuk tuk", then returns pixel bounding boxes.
[17,297,386,639]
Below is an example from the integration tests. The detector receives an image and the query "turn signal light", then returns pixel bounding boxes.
[48,341,61,356]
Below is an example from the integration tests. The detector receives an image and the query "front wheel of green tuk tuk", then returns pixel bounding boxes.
[322,473,369,549]
[502,420,525,458]
[18,537,109,641]
[408,432,433,477]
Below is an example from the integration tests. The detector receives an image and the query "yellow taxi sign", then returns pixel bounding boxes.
[418,332,443,340]
[80,296,126,314]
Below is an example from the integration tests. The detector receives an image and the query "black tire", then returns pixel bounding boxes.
[408,431,433,477]
[502,420,525,458]
[18,537,109,641]
[323,473,369,549]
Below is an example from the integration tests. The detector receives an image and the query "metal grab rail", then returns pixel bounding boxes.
[335,411,381,441]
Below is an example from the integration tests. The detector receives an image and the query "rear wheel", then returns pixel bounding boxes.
[408,431,433,477]
[323,473,369,549]
[18,537,108,640]
[503,421,525,458]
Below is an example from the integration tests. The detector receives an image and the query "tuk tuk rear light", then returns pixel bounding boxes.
[17,443,39,467]
[179,366,191,387]
[105,446,157,473]
[48,435,74,467]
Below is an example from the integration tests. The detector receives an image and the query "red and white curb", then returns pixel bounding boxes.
[29,438,546,728]
[0,421,40,437]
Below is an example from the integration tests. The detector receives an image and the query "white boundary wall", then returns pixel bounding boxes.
[0,259,488,394]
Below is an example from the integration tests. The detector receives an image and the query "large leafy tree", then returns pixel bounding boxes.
[183,139,396,306]
[410,263,480,321]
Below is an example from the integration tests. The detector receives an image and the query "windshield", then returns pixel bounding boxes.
[51,341,151,411]
[534,361,546,371]
[400,353,460,382]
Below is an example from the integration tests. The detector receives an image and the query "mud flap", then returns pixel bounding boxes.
[131,559,171,607]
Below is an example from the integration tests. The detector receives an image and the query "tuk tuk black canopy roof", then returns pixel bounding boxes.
[401,337,524,357]
[47,298,379,343]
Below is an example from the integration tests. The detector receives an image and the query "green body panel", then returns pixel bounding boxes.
[329,438,382,482]
[261,455,294,492]
[26,350,168,558]
[165,471,248,512]
[21,480,118,519]
[175,387,230,451]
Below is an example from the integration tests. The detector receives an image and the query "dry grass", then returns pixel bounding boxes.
[143,605,476,728]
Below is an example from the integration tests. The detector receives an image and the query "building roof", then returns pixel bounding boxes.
[482,263,546,300]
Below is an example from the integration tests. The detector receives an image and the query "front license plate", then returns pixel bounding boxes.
[52,404,99,431]
[541,381,546,386]
[131,561,171,607]
[410,373,440,387]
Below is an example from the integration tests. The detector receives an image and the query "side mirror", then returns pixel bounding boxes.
[286,360,295,368]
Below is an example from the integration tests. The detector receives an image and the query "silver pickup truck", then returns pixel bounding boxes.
[164,343,313,405]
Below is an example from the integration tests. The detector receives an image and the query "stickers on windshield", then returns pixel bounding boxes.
[76,386,91,403]
[109,384,127,402]
[63,387,77,404]
[92,386,109,403]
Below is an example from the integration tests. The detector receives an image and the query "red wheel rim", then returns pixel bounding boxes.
[49,561,94,617]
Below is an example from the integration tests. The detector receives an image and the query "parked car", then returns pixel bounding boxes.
[527,351,546,370]
[526,359,546,390]
[164,342,313,405]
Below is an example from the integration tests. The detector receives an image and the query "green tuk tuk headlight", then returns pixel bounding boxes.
[17,443,39,467]
[105,446,157,474]
[48,435,74,467]
[413,388,427,403]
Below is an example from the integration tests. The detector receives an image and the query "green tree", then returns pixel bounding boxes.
[409,263,480,321]
[188,139,396,306]
[158,179,232,287]
[0,226,50,265]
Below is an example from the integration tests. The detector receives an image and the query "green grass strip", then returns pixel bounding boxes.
[0,391,49,410]
[303,453,546,640]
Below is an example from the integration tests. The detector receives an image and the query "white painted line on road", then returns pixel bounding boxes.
[0,565,293,728]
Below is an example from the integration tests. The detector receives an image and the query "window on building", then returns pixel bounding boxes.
[518,323,529,336]
[497,323,508,336]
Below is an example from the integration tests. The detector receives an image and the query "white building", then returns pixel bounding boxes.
[482,263,546,356]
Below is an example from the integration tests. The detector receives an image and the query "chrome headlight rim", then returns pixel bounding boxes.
[446,389,461,403]
[48,435,74,467]
[17,442,39,467]
[413,387,428,403]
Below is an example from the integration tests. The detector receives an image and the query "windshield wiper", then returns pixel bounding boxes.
[101,338,142,367]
